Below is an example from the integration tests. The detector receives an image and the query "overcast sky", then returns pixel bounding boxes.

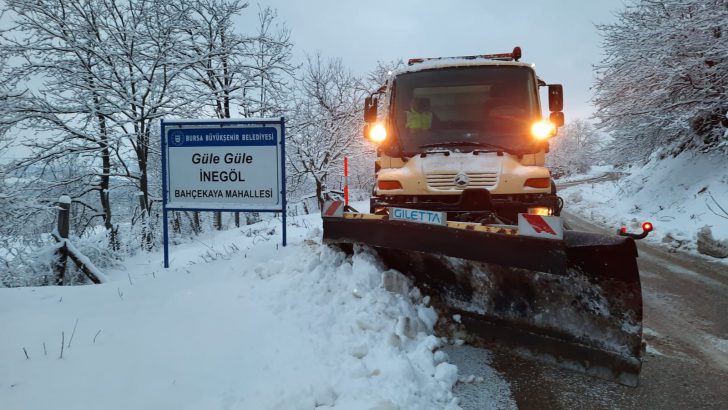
[240,0,626,121]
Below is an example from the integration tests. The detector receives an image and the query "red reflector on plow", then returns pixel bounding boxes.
[518,213,564,240]
[322,200,344,218]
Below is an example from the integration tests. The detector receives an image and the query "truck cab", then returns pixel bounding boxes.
[365,47,565,224]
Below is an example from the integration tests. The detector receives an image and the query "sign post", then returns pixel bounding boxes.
[161,118,286,268]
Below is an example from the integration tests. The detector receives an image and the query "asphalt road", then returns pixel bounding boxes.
[448,190,728,409]
[555,172,625,189]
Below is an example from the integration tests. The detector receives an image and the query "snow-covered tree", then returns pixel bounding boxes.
[366,59,405,93]
[87,0,194,249]
[0,0,301,284]
[594,0,728,164]
[547,119,604,176]
[180,2,294,227]
[288,55,365,210]
[180,0,250,230]
[181,0,250,119]
[240,6,296,119]
[1,0,211,250]
[0,0,127,248]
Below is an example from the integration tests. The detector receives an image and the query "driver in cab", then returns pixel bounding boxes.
[405,97,439,130]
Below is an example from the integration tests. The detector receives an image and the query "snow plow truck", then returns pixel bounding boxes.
[322,47,652,386]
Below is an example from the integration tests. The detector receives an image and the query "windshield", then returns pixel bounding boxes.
[392,66,540,154]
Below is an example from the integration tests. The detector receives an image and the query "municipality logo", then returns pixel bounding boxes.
[170,131,184,146]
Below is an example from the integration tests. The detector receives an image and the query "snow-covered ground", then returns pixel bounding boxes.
[558,152,728,262]
[0,204,513,410]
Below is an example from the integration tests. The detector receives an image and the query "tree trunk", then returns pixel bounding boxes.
[98,131,118,251]
[90,64,118,251]
[215,212,222,230]
[136,123,154,250]
[316,179,324,211]
[54,198,71,286]
[193,211,201,234]
[172,212,181,234]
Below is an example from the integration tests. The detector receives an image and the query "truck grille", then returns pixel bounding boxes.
[426,172,498,190]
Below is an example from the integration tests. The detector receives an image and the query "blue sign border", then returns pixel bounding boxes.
[161,118,287,268]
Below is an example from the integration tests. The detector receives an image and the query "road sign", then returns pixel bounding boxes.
[164,122,283,210]
[161,118,287,267]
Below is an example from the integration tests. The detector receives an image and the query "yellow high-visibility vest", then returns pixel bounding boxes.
[406,110,433,129]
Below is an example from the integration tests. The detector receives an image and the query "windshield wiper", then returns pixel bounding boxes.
[419,141,520,154]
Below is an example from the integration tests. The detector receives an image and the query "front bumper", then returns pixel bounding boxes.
[371,190,562,223]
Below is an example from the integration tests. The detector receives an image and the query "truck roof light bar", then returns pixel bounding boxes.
[407,46,522,66]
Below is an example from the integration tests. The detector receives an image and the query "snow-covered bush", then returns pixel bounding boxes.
[697,226,728,258]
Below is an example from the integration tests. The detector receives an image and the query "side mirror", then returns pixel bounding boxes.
[364,96,378,122]
[550,111,564,127]
[548,84,563,112]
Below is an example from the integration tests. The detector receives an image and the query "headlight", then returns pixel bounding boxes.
[368,123,387,143]
[528,206,552,216]
[531,121,556,140]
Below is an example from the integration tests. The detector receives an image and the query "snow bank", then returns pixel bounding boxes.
[0,211,474,409]
[697,226,728,258]
[561,152,728,260]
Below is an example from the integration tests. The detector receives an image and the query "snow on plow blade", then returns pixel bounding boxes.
[322,213,643,386]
